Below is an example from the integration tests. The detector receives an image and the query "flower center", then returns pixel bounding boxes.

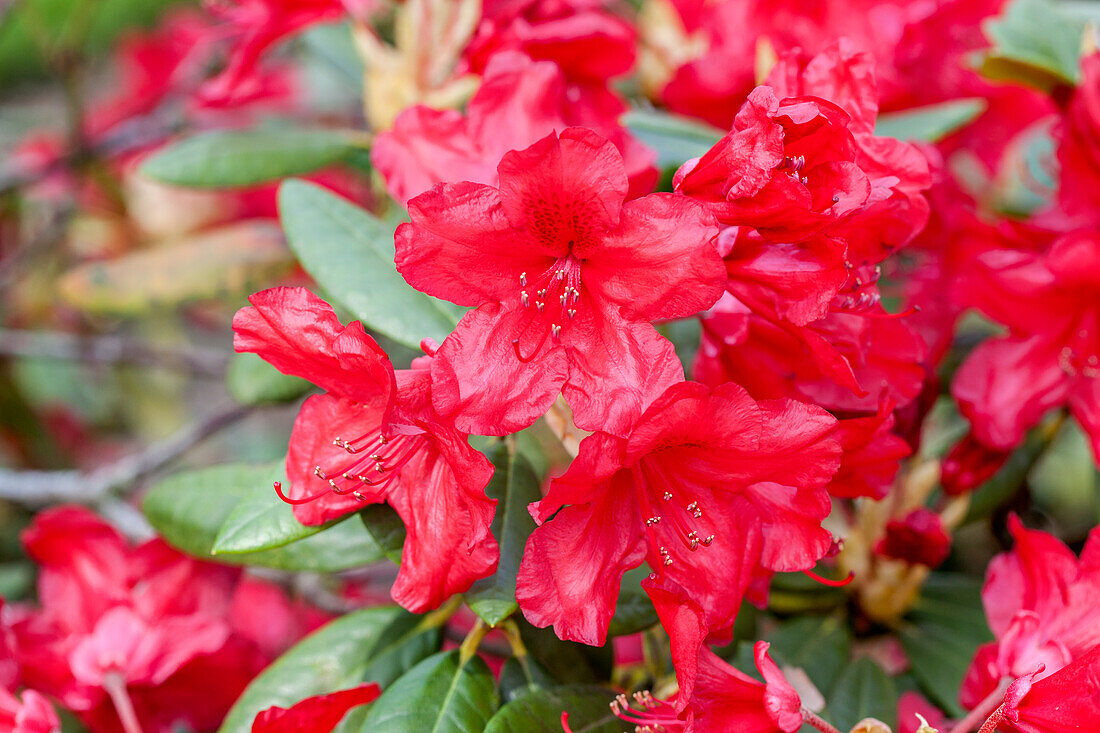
[511,255,584,362]
[275,431,425,505]
[634,459,715,566]
[1058,311,1100,378]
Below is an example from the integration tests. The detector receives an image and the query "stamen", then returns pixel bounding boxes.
[804,569,855,587]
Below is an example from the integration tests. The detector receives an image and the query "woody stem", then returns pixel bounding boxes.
[802,709,843,733]
[459,619,490,664]
[948,681,1010,733]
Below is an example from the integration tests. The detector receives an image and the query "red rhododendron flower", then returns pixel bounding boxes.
[515,380,840,645]
[960,516,1100,710]
[875,508,951,568]
[6,507,310,733]
[396,127,724,437]
[1057,53,1100,227]
[200,0,346,105]
[251,683,381,732]
[615,580,803,732]
[952,230,1100,462]
[233,286,498,611]
[0,688,60,733]
[695,289,927,413]
[674,42,930,255]
[828,401,911,500]
[373,51,656,205]
[996,644,1100,733]
[465,0,636,92]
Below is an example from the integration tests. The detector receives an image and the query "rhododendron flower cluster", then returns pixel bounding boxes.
[4,0,1100,732]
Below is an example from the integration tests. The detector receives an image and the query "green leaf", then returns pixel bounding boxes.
[485,686,621,733]
[211,465,325,554]
[361,650,499,733]
[875,99,987,142]
[219,606,438,733]
[766,614,851,694]
[144,462,389,571]
[141,129,362,188]
[519,621,613,685]
[278,179,463,349]
[226,352,312,405]
[900,574,992,718]
[978,0,1084,93]
[498,656,555,703]
[622,109,724,169]
[359,504,407,564]
[607,567,658,637]
[823,658,898,732]
[467,443,542,626]
[1029,417,1100,537]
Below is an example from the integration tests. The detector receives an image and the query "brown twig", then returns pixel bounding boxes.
[0,328,229,376]
[0,402,251,504]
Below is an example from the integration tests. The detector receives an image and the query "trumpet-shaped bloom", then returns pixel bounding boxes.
[396,128,724,436]
[233,287,498,611]
[515,381,840,645]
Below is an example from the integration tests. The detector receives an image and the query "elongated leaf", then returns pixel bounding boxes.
[823,658,898,732]
[278,179,463,349]
[607,566,658,637]
[144,463,388,571]
[359,505,406,564]
[219,606,439,733]
[900,574,992,718]
[212,466,323,554]
[979,0,1084,92]
[467,443,542,626]
[226,352,312,405]
[142,129,361,188]
[361,650,499,733]
[766,614,851,695]
[498,656,554,703]
[622,109,724,168]
[59,222,295,315]
[485,686,621,733]
[875,99,987,142]
[519,622,613,685]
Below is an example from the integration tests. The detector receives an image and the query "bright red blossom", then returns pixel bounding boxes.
[515,381,840,646]
[996,645,1100,733]
[952,230,1100,462]
[0,689,60,733]
[251,684,381,733]
[373,51,656,205]
[233,286,499,612]
[396,128,725,437]
[960,517,1100,710]
[6,507,315,733]
[875,508,951,568]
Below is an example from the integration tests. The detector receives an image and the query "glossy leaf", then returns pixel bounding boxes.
[278,179,463,349]
[219,606,438,733]
[226,352,312,405]
[144,462,388,571]
[485,686,621,733]
[979,0,1083,92]
[141,129,362,188]
[622,109,724,169]
[466,442,542,626]
[211,465,322,554]
[519,621,613,686]
[360,650,499,733]
[498,656,554,703]
[607,566,658,637]
[359,504,406,564]
[766,614,852,694]
[823,658,898,732]
[875,99,986,142]
[900,574,992,718]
